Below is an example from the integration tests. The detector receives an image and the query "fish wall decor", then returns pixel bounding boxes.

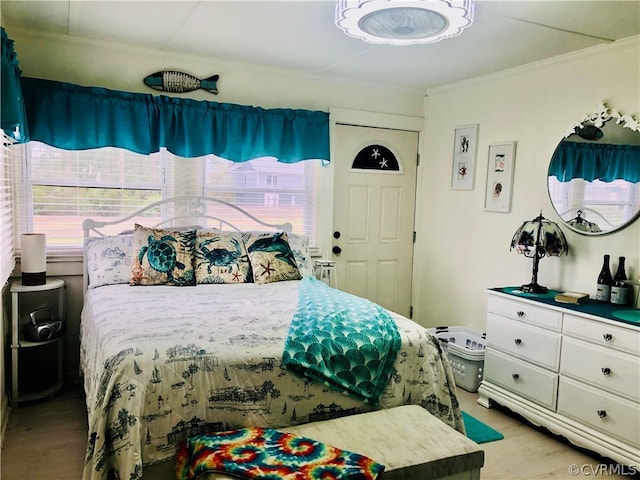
[143,71,219,94]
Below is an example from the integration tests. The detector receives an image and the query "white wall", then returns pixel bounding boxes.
[7,27,424,114]
[414,37,640,331]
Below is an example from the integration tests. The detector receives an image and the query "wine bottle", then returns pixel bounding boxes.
[595,254,612,302]
[610,256,628,305]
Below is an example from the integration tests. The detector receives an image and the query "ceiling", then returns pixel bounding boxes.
[2,1,639,91]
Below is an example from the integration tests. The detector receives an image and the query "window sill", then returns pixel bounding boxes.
[17,252,84,277]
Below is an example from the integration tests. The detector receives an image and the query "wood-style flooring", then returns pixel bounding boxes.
[0,384,635,479]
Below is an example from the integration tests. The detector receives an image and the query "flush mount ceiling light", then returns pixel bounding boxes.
[335,0,475,45]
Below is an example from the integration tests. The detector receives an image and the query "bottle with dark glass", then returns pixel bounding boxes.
[595,254,612,302]
[610,256,628,305]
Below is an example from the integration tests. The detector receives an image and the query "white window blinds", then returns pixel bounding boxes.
[16,142,164,249]
[203,155,318,240]
[17,144,320,251]
[0,134,16,285]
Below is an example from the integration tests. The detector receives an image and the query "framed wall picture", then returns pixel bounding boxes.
[450,124,479,190]
[484,141,516,212]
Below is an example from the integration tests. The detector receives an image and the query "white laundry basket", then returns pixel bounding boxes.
[427,326,486,392]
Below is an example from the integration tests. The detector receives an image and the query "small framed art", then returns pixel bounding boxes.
[450,124,479,190]
[484,141,516,213]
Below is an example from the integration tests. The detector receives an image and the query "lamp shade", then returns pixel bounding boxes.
[335,0,475,45]
[21,233,47,285]
[511,214,568,258]
[510,212,568,293]
[567,209,602,233]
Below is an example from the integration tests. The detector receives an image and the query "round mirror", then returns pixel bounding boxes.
[548,103,640,235]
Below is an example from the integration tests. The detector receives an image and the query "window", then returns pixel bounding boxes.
[265,193,279,208]
[266,174,278,186]
[203,155,317,239]
[15,142,163,250]
[16,144,320,252]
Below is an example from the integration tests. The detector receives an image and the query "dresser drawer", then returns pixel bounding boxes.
[487,313,561,371]
[488,295,562,332]
[561,337,639,401]
[484,348,558,410]
[563,314,639,355]
[558,377,640,446]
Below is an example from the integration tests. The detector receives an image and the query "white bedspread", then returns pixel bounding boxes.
[80,280,463,480]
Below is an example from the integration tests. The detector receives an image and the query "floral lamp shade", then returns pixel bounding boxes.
[567,209,602,233]
[510,212,568,293]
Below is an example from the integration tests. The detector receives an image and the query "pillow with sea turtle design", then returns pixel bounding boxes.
[243,231,302,285]
[195,229,251,284]
[131,224,196,286]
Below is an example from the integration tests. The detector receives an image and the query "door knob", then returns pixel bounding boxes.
[332,246,342,255]
[333,231,341,239]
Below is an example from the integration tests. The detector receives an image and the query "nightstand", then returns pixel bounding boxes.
[314,260,338,289]
[9,279,65,404]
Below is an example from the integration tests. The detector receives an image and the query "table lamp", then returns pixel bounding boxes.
[21,233,47,285]
[510,212,568,293]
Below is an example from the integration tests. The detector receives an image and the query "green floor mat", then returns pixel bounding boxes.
[462,411,504,444]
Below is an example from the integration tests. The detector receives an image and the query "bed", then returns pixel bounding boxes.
[80,196,464,480]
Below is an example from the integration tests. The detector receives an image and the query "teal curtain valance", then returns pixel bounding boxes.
[1,28,29,142]
[21,77,329,163]
[549,141,640,183]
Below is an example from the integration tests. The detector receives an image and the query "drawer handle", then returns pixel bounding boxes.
[601,367,611,376]
[603,333,612,342]
[512,373,520,381]
[516,311,525,317]
[514,338,522,345]
[597,410,607,418]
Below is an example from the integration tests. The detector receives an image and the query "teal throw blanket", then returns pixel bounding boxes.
[283,277,401,404]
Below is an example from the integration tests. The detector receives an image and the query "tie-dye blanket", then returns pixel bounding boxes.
[283,277,401,404]
[176,427,384,480]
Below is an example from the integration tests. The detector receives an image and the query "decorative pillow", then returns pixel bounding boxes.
[194,229,251,284]
[84,234,134,288]
[131,224,196,286]
[243,231,302,284]
[287,233,314,277]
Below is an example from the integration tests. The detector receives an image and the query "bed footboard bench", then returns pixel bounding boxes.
[171,405,484,480]
[285,405,484,480]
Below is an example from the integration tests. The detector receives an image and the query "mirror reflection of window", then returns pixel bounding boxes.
[548,105,640,235]
[548,177,639,231]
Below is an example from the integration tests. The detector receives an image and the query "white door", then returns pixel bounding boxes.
[332,124,419,317]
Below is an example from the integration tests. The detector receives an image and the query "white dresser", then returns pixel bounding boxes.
[478,288,639,467]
